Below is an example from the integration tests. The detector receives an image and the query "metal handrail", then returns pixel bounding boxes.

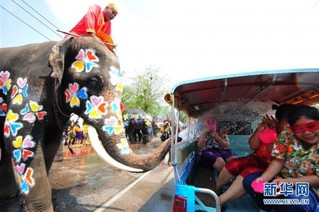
[194,187,221,212]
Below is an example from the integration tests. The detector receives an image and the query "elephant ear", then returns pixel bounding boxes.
[48,37,73,83]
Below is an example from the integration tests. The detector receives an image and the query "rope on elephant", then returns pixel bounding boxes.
[53,77,70,118]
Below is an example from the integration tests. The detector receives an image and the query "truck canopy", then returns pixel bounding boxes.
[168,69,319,118]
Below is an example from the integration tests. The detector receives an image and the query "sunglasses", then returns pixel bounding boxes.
[293,120,319,134]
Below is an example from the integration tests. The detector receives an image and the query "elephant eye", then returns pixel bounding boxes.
[88,77,101,89]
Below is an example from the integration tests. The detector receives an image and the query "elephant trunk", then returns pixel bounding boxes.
[87,122,171,173]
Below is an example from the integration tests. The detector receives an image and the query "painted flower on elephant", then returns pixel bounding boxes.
[116,138,132,155]
[111,98,122,118]
[4,110,23,137]
[85,95,108,119]
[109,66,123,92]
[65,83,88,108]
[20,101,47,123]
[18,167,35,195]
[12,135,35,163]
[11,77,28,105]
[0,97,8,116]
[10,135,36,195]
[71,49,99,73]
[102,115,123,135]
[0,70,12,95]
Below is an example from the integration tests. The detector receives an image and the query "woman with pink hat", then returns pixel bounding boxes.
[196,115,237,172]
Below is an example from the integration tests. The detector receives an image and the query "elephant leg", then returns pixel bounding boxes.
[0,143,20,199]
[43,126,63,172]
[23,125,63,211]
[141,128,149,144]
[0,114,20,199]
[128,131,133,142]
[11,124,62,211]
[132,130,138,142]
[21,144,54,212]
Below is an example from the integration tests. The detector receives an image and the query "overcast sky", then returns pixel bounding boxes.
[1,0,319,87]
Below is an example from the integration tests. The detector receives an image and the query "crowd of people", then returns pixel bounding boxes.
[194,104,319,211]
[64,115,89,147]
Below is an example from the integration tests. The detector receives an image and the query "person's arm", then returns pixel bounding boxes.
[248,125,263,150]
[249,115,277,150]
[255,158,285,182]
[211,131,229,148]
[197,130,209,150]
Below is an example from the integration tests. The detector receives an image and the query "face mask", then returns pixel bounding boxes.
[293,120,319,134]
[204,116,216,131]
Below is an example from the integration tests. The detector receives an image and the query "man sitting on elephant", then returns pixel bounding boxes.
[67,3,118,51]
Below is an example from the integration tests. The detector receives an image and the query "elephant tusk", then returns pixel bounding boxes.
[87,126,143,172]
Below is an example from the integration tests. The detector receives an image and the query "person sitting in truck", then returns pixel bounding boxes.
[243,104,319,212]
[196,115,237,172]
[216,104,295,207]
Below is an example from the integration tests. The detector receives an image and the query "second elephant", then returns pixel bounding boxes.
[123,109,153,144]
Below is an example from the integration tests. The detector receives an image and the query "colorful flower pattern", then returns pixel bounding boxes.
[0,97,8,116]
[110,98,122,117]
[11,77,28,105]
[71,49,99,73]
[0,71,43,194]
[0,70,12,95]
[65,83,88,108]
[116,138,132,155]
[4,110,23,138]
[17,167,35,195]
[109,66,123,92]
[12,135,35,163]
[85,95,108,119]
[102,116,123,135]
[21,101,47,123]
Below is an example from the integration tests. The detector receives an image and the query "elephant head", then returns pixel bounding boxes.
[0,37,170,211]
[49,37,171,172]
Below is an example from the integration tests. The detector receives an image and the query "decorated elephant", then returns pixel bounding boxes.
[122,109,153,144]
[0,37,170,211]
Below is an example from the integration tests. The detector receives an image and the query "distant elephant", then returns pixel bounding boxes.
[0,37,170,211]
[122,109,153,144]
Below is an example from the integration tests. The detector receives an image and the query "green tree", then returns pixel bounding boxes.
[122,66,170,117]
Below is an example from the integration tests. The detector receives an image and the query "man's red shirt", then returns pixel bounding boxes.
[69,5,111,36]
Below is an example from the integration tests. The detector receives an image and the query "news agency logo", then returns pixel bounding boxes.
[264,182,309,197]
[263,182,310,205]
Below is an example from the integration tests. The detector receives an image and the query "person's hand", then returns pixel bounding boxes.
[221,141,230,148]
[212,131,229,148]
[210,130,217,138]
[271,178,290,196]
[272,178,288,185]
[254,176,267,183]
[262,115,277,128]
